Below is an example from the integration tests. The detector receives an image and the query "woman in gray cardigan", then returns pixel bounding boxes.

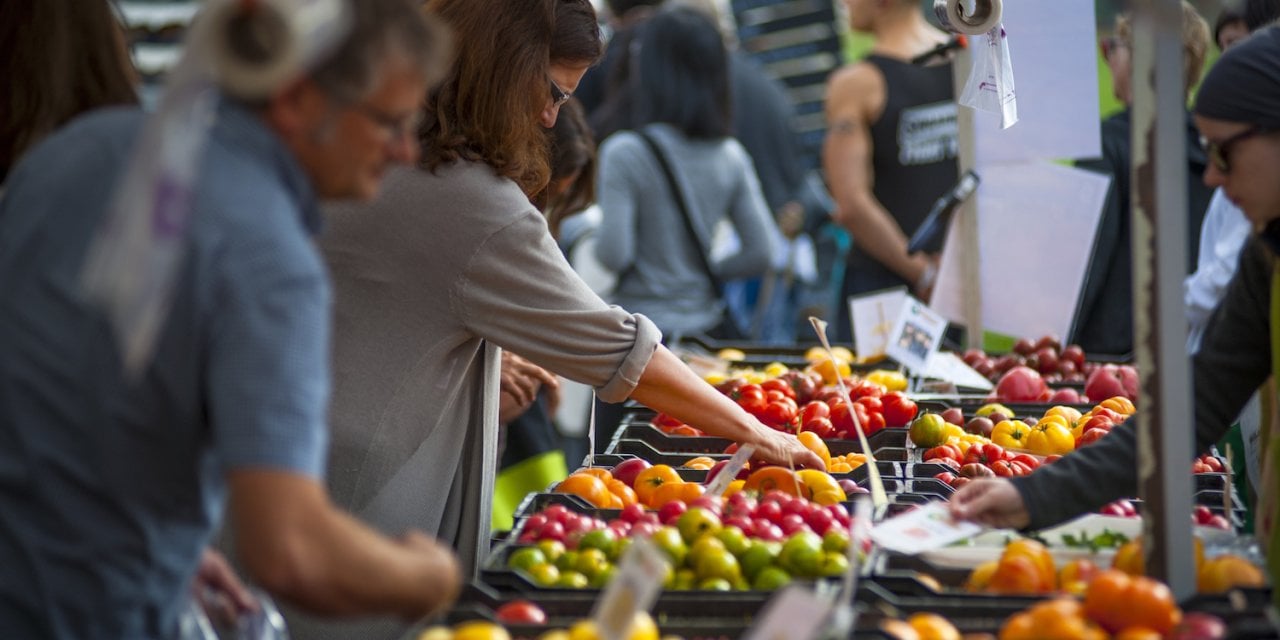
[595,6,778,339]
[298,3,822,637]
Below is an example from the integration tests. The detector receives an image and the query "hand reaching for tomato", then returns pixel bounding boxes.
[948,478,1031,530]
[752,428,827,471]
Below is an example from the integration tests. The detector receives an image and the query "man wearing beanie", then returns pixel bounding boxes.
[946,27,1280,545]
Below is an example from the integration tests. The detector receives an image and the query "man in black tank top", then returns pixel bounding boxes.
[824,0,958,343]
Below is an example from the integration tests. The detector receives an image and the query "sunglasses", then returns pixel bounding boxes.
[1201,126,1270,174]
[549,77,572,108]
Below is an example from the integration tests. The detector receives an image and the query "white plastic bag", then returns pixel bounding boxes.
[959,25,1018,129]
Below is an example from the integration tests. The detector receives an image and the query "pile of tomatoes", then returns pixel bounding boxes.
[655,374,919,439]
[925,442,1054,487]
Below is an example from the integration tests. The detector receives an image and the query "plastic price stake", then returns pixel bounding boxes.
[1224,445,1235,515]
[741,584,836,640]
[808,317,887,509]
[586,396,596,468]
[591,537,667,640]
[704,444,754,497]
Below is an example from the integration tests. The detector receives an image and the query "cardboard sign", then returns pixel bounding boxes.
[885,297,949,374]
[591,537,668,640]
[741,584,836,640]
[869,501,984,555]
[848,287,908,359]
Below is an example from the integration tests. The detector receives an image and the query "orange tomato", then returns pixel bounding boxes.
[722,479,746,498]
[1084,569,1182,634]
[965,561,999,592]
[998,612,1035,640]
[649,481,703,507]
[670,425,702,436]
[906,613,960,640]
[557,473,612,508]
[605,479,638,507]
[796,431,831,466]
[633,465,681,507]
[681,456,716,470]
[742,466,805,498]
[988,554,1048,594]
[1004,538,1055,590]
[579,467,613,481]
[1114,627,1162,640]
[1099,396,1136,416]
[1058,558,1099,589]
[1197,555,1265,593]
[1112,539,1144,576]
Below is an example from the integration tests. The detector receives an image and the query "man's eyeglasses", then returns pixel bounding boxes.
[349,102,422,143]
[549,77,572,108]
[1201,126,1270,174]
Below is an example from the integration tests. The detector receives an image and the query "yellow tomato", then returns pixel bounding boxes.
[991,420,1031,450]
[763,361,789,377]
[702,371,728,385]
[453,621,512,640]
[797,469,846,505]
[1024,422,1075,455]
[866,369,908,392]
[1044,405,1083,424]
[809,357,852,385]
[717,348,746,361]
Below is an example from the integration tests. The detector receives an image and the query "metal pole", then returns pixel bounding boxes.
[951,50,983,348]
[1130,0,1195,598]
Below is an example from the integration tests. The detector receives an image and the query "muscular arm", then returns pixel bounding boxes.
[228,470,461,619]
[822,63,933,291]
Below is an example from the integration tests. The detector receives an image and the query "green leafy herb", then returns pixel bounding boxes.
[1059,528,1130,553]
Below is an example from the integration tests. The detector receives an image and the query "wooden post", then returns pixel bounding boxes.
[951,49,983,348]
[1130,0,1196,598]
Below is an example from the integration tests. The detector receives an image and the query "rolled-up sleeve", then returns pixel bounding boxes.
[453,211,661,403]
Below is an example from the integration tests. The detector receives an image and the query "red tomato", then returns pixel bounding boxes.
[990,460,1017,478]
[852,403,871,432]
[1202,456,1224,472]
[1077,428,1109,447]
[849,380,884,399]
[1009,460,1033,476]
[964,443,1007,466]
[761,379,796,400]
[881,392,918,426]
[854,396,884,414]
[1192,461,1213,474]
[765,389,788,404]
[934,472,958,486]
[863,411,887,435]
[924,445,961,462]
[653,413,684,428]
[800,401,830,423]
[801,416,836,439]
[761,401,797,429]
[1043,454,1063,464]
[495,600,548,624]
[738,393,768,417]
[829,401,855,433]
[1010,454,1041,471]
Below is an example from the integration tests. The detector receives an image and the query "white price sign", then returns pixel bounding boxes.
[884,297,949,374]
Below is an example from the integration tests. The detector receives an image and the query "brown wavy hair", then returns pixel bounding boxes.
[0,0,137,179]
[421,0,602,196]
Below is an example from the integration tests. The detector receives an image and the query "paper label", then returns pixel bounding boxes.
[591,537,667,640]
[924,351,995,391]
[704,444,754,497]
[869,501,984,555]
[885,297,949,374]
[848,287,908,360]
[740,584,836,640]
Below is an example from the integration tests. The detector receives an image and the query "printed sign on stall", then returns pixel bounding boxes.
[848,286,908,359]
[885,296,949,373]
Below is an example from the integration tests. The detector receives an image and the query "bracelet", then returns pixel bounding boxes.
[916,262,939,293]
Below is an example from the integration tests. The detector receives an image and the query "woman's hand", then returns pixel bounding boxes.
[752,428,826,470]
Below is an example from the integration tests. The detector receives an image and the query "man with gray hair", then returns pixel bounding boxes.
[0,1,458,637]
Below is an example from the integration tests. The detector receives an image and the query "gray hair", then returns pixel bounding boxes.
[310,0,452,103]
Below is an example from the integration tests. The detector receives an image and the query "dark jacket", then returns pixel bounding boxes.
[1072,109,1215,356]
[1014,230,1275,530]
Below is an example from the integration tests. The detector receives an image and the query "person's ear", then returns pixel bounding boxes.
[265,78,330,139]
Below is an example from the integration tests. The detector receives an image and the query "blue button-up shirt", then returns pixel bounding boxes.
[0,102,330,639]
